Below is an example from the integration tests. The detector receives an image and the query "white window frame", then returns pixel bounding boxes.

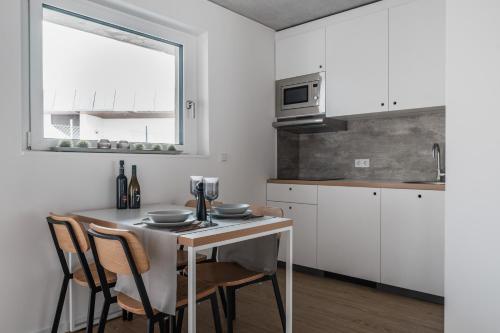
[27,0,199,154]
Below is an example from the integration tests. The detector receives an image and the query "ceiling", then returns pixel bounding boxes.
[208,0,382,31]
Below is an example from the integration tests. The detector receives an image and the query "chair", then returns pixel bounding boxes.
[46,214,119,333]
[176,199,224,269]
[188,205,287,333]
[87,223,223,333]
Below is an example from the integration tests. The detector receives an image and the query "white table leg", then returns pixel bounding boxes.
[188,246,197,333]
[286,228,293,332]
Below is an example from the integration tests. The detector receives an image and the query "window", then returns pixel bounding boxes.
[27,0,198,153]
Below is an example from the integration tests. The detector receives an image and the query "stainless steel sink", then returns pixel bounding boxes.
[403,181,446,185]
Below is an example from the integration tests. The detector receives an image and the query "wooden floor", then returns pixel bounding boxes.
[81,269,443,333]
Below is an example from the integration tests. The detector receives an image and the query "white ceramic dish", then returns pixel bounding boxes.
[142,217,196,228]
[147,210,193,223]
[211,209,252,219]
[213,204,250,215]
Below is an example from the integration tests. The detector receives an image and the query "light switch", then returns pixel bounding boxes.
[219,153,228,162]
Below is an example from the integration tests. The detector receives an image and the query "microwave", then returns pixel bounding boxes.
[276,72,325,119]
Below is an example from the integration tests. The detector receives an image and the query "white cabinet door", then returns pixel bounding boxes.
[388,0,445,111]
[269,201,317,268]
[276,28,325,80]
[317,186,381,282]
[381,189,444,296]
[325,10,389,117]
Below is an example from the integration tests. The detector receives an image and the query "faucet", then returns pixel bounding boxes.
[432,143,446,182]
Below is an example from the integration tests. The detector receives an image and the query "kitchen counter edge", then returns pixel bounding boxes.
[267,179,445,191]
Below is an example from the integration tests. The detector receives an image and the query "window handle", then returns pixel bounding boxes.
[186,100,196,119]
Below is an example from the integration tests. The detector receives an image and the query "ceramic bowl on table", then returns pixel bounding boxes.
[211,210,252,219]
[147,210,193,223]
[142,216,196,228]
[213,204,250,215]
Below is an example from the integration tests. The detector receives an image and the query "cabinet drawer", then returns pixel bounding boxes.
[267,183,317,204]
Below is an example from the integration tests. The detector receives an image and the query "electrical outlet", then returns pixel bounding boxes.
[355,159,370,168]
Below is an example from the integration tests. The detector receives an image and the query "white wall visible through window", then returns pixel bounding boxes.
[27,0,200,153]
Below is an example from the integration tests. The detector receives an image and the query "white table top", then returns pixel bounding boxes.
[74,203,293,248]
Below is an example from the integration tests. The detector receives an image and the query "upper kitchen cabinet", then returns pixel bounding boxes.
[275,28,325,80]
[325,10,389,117]
[388,0,445,111]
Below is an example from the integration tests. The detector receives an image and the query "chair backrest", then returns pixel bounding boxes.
[88,224,150,275]
[249,205,284,218]
[249,205,284,242]
[48,214,89,253]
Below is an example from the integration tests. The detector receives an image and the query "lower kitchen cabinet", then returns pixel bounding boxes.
[317,186,381,282]
[381,189,444,296]
[268,201,318,268]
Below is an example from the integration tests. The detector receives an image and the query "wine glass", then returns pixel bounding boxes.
[203,177,219,226]
[190,176,203,199]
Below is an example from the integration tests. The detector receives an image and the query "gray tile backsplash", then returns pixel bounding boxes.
[277,109,445,181]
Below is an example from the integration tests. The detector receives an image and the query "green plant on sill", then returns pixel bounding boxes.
[152,144,163,151]
[59,140,72,148]
[76,141,89,148]
[134,143,144,151]
[167,144,177,151]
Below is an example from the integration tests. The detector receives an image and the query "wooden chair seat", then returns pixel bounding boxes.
[177,250,208,269]
[193,262,266,288]
[117,275,217,315]
[73,262,117,288]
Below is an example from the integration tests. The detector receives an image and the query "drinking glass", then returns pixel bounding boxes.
[190,176,203,199]
[203,177,219,225]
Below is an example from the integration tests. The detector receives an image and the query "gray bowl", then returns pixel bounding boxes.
[147,210,193,223]
[213,204,250,215]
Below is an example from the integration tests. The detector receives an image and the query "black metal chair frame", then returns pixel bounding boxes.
[212,239,286,333]
[47,217,119,333]
[87,228,223,333]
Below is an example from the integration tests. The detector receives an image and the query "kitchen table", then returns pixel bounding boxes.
[72,204,294,333]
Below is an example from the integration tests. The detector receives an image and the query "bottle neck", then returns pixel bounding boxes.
[119,167,125,175]
[132,166,137,177]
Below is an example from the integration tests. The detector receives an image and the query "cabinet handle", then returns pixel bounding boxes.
[373,192,377,196]
[289,206,292,210]
[289,187,292,191]
[418,194,422,198]
[380,102,385,107]
[393,101,397,105]
[319,65,323,69]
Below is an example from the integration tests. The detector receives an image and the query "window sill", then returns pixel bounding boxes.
[50,146,185,155]
[22,148,210,159]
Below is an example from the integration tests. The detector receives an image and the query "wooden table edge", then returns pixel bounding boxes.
[178,219,293,247]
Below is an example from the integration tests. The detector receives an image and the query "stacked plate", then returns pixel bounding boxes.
[211,204,252,219]
[142,210,195,228]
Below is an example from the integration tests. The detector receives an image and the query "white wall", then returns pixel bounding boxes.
[0,0,275,332]
[445,1,500,332]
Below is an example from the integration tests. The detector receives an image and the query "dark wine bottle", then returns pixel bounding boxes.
[128,165,141,209]
[116,160,128,209]
[196,182,207,221]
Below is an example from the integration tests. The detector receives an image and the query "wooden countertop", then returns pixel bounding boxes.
[267,179,445,191]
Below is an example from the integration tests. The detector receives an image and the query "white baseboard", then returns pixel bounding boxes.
[31,308,121,333]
